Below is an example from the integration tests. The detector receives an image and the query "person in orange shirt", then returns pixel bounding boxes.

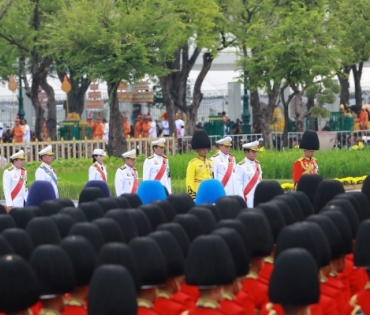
[355,105,369,130]
[122,114,131,138]
[141,115,151,138]
[134,113,143,138]
[11,116,24,143]
[94,115,104,140]
[42,118,49,141]
[87,114,96,139]
[292,130,319,188]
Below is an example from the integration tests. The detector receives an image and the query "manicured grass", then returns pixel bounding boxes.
[1,147,368,199]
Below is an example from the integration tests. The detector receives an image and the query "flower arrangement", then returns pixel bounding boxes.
[280,175,367,191]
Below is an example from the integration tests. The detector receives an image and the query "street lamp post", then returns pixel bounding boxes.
[17,62,25,121]
[242,71,251,134]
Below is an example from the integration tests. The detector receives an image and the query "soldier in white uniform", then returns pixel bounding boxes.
[175,112,185,137]
[88,149,108,182]
[143,138,172,193]
[35,145,59,198]
[235,141,262,208]
[3,150,28,211]
[114,149,139,196]
[211,136,240,196]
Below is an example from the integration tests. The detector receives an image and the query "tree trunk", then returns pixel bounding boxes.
[160,46,201,136]
[280,85,297,146]
[352,62,363,107]
[56,68,90,115]
[40,77,57,140]
[189,52,213,136]
[107,81,125,157]
[306,96,315,112]
[337,66,351,106]
[159,76,177,136]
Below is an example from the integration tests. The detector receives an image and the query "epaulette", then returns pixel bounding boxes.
[21,167,26,170]
[255,159,260,164]
[229,153,234,157]
[162,154,167,159]
[212,153,219,158]
[120,166,126,170]
[190,158,197,162]
[298,157,304,161]
[312,157,317,161]
[91,163,95,167]
[238,160,245,165]
[7,165,14,171]
[147,155,154,159]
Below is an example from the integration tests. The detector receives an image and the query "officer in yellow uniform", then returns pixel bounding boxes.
[186,129,213,200]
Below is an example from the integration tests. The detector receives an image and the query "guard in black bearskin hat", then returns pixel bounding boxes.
[88,265,137,315]
[186,130,214,200]
[129,237,168,315]
[60,236,97,315]
[149,231,187,315]
[0,254,40,315]
[30,244,76,315]
[351,220,370,315]
[185,234,236,315]
[292,130,319,188]
[213,227,250,314]
[269,248,319,315]
[296,174,323,205]
[236,211,273,313]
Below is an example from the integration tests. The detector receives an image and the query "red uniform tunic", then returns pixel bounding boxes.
[171,290,196,309]
[61,297,86,315]
[219,292,247,315]
[342,255,367,296]
[187,299,226,315]
[292,156,318,187]
[327,272,351,311]
[260,296,337,315]
[153,290,187,315]
[138,298,162,315]
[235,290,256,314]
[320,277,345,315]
[343,289,367,315]
[258,257,274,285]
[241,271,268,311]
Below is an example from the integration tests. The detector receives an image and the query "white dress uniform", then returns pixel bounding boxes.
[103,122,109,143]
[115,149,139,196]
[3,150,28,208]
[235,141,262,208]
[175,118,185,137]
[143,138,172,193]
[211,137,240,196]
[35,145,59,198]
[88,149,108,182]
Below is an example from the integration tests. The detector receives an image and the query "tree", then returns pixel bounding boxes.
[328,0,370,107]
[226,0,340,147]
[44,0,195,156]
[0,0,59,140]
[0,0,15,22]
[158,0,224,136]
